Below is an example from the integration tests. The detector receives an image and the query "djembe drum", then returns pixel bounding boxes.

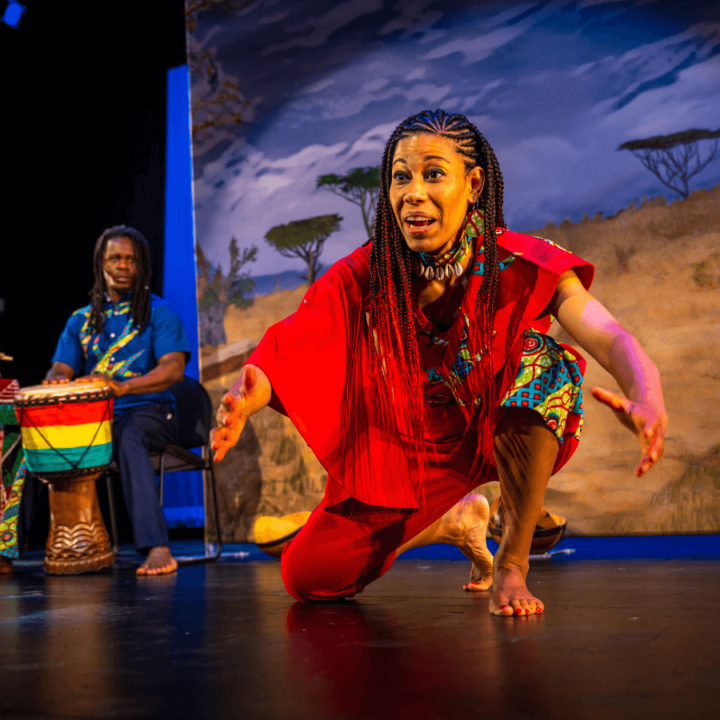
[15,380,115,574]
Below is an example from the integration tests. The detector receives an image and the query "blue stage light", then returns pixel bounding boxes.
[1,1,25,28]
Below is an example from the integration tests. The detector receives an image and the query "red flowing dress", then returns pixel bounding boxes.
[247,222,593,601]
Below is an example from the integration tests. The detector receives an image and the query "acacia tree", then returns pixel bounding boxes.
[618,128,720,199]
[316,167,380,238]
[264,214,343,285]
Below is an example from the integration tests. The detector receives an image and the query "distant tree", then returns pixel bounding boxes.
[618,128,720,199]
[186,1,258,156]
[317,167,380,238]
[264,214,343,285]
[196,244,214,311]
[226,237,257,308]
[187,47,252,146]
[185,1,256,33]
[196,238,258,311]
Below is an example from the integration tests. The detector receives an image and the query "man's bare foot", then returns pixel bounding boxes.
[0,556,13,575]
[489,562,544,616]
[438,494,494,592]
[136,546,178,576]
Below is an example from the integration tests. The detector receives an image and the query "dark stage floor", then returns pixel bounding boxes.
[1,545,719,720]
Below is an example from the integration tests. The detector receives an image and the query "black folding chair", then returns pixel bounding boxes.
[105,375,222,564]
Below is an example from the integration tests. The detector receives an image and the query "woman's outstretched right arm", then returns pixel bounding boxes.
[212,364,272,461]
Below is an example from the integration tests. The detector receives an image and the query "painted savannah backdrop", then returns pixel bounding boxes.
[186,0,720,541]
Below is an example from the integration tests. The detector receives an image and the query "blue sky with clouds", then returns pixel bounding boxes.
[189,0,720,278]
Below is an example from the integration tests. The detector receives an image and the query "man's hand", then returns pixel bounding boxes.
[591,386,667,477]
[42,376,70,385]
[75,373,129,397]
[43,361,76,386]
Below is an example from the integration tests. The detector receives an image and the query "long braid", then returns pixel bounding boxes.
[471,132,506,420]
[89,225,153,335]
[368,109,506,445]
[369,124,425,437]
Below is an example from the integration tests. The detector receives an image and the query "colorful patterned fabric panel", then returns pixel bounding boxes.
[422,314,483,408]
[1,381,26,559]
[501,331,584,443]
[0,453,25,559]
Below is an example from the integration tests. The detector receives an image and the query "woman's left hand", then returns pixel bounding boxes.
[591,386,667,477]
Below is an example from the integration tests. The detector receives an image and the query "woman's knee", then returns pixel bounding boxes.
[280,518,390,602]
[281,539,356,602]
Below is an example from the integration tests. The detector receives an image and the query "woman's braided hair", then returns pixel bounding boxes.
[89,225,152,334]
[368,109,506,439]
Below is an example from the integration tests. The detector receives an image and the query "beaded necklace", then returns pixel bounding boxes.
[411,209,483,282]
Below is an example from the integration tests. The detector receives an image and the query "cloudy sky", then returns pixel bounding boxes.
[188,0,720,279]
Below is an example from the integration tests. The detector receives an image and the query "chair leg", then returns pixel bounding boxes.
[208,458,222,559]
[203,445,222,560]
[159,451,165,507]
[105,473,119,554]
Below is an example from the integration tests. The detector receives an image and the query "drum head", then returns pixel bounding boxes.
[15,379,113,406]
[488,498,567,554]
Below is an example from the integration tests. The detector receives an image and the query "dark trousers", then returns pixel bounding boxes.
[112,404,179,552]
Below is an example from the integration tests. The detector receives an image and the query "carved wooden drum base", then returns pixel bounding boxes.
[44,471,115,575]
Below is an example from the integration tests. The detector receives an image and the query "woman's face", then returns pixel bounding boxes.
[389,133,484,256]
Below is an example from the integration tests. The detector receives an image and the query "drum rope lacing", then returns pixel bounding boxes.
[17,399,112,473]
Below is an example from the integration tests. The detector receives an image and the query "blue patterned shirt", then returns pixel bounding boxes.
[51,293,191,415]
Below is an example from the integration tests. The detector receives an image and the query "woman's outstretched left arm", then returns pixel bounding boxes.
[551,270,668,477]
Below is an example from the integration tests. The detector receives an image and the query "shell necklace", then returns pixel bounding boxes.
[412,231,472,282]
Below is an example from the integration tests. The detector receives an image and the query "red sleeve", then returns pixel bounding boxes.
[497,230,594,335]
[246,245,422,513]
[490,230,595,404]
[247,245,370,429]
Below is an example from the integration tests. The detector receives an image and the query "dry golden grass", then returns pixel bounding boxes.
[223,285,308,350]
[528,186,720,277]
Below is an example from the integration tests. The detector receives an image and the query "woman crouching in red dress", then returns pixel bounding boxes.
[212,109,667,617]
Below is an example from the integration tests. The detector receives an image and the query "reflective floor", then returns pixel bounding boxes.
[1,549,719,720]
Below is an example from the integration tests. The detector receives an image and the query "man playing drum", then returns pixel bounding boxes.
[45,225,190,576]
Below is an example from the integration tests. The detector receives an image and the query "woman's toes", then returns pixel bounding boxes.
[465,565,493,591]
[490,597,515,615]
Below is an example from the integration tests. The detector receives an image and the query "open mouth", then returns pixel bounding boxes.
[404,215,436,232]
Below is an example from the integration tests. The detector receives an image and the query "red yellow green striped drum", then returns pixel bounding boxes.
[14,380,115,574]
[15,380,113,478]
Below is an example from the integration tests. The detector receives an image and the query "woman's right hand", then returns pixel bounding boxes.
[212,392,248,462]
[211,365,270,462]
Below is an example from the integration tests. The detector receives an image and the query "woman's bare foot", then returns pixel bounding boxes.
[489,562,544,616]
[396,494,493,589]
[0,556,13,575]
[441,494,494,592]
[136,546,178,576]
